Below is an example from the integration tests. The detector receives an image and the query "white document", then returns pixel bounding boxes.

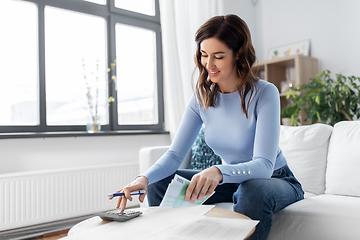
[60,205,215,240]
[147,216,259,240]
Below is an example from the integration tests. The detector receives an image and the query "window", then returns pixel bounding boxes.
[45,7,107,126]
[115,24,158,125]
[114,0,155,16]
[84,0,106,5]
[0,0,163,135]
[0,0,38,126]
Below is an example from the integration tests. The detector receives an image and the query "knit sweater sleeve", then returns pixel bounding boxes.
[142,96,203,184]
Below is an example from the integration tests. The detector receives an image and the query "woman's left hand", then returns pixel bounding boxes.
[185,166,223,204]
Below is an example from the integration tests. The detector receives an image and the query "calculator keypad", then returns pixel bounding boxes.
[105,209,139,216]
[95,209,142,222]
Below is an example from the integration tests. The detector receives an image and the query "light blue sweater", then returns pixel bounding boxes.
[143,80,287,184]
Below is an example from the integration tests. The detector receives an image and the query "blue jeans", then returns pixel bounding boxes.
[147,165,304,240]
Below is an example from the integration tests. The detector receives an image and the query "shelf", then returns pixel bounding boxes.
[252,54,319,125]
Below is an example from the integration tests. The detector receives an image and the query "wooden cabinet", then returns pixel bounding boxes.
[252,54,319,124]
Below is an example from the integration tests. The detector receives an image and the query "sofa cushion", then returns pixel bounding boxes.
[268,194,360,240]
[188,126,222,170]
[279,124,333,195]
[325,121,360,197]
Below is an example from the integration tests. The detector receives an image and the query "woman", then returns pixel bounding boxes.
[110,14,304,240]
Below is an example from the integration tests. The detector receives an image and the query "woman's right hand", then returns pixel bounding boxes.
[109,176,149,212]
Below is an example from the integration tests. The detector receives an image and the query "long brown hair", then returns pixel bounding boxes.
[193,14,258,118]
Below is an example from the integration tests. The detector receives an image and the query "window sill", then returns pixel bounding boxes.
[0,130,169,139]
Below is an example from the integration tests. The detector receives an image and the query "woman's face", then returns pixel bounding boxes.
[200,37,239,93]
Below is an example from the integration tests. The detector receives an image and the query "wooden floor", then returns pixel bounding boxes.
[25,229,69,240]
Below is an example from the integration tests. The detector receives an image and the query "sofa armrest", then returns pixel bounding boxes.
[139,146,169,173]
[139,146,192,174]
[139,146,191,208]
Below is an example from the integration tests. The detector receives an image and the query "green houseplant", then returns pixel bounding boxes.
[282,70,360,126]
[281,100,300,126]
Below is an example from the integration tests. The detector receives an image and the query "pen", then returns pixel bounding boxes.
[108,190,146,198]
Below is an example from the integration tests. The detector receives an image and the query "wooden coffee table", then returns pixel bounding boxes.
[68,207,255,239]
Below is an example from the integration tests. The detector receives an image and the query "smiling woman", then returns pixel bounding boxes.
[194,15,258,117]
[200,37,239,94]
[112,14,304,240]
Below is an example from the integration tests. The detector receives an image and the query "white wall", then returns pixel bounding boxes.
[221,0,360,77]
[254,0,360,77]
[218,0,258,51]
[0,134,170,174]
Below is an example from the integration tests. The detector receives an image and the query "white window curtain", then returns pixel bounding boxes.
[159,0,223,139]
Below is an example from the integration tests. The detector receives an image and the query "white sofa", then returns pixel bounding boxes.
[139,121,360,239]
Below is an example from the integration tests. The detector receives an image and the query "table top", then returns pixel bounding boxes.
[68,207,255,239]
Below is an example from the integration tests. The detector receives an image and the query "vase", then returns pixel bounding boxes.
[86,121,101,133]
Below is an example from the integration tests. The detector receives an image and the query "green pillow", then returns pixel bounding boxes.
[188,126,222,170]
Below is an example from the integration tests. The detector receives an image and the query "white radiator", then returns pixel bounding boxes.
[0,163,139,231]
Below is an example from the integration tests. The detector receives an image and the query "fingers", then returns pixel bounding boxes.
[116,186,133,212]
[193,177,216,203]
[139,192,146,203]
[119,196,127,212]
[110,180,148,211]
[123,186,133,201]
[185,170,220,204]
[206,182,217,197]
[108,189,122,200]
[197,178,214,201]
[190,176,205,203]
[185,178,196,202]
[186,175,209,204]
[116,196,123,209]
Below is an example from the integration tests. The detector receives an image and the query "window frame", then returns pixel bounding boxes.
[0,0,164,136]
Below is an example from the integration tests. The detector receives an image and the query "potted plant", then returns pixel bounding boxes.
[282,70,360,126]
[82,59,116,133]
[281,100,300,126]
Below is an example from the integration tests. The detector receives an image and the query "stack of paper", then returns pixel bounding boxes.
[147,215,259,240]
[61,206,215,240]
[61,174,259,240]
[61,206,259,240]
[159,174,214,208]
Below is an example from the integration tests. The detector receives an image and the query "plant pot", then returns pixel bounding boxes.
[282,118,291,126]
